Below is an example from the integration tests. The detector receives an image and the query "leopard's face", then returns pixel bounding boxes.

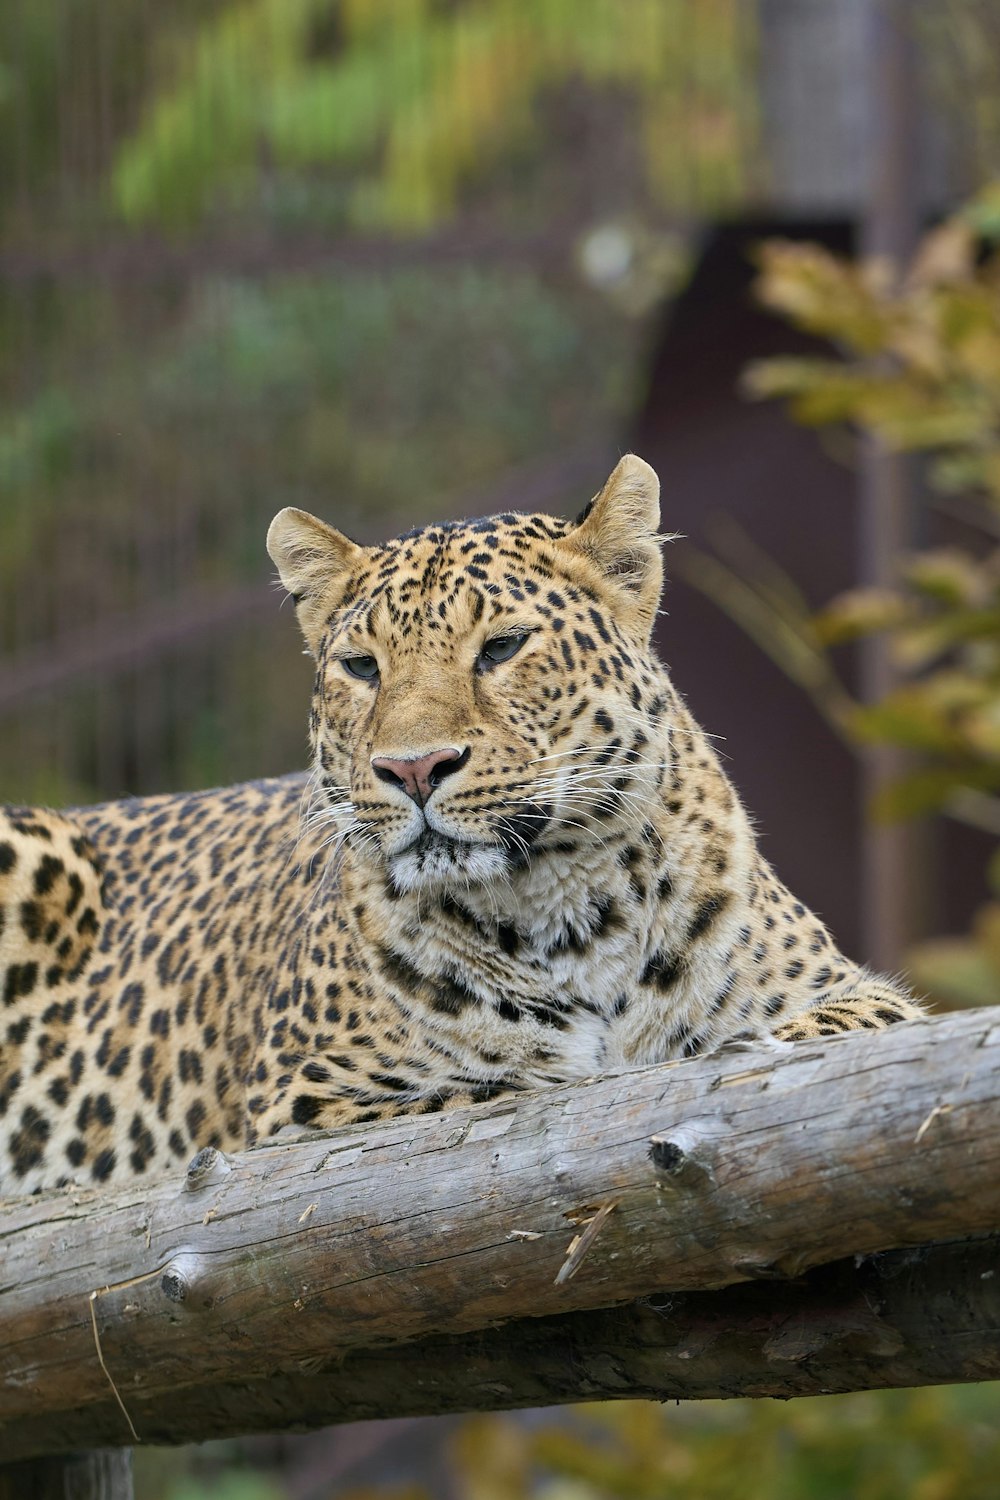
[269,456,668,894]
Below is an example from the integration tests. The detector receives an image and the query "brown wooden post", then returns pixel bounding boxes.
[0,1452,132,1500]
[858,0,928,970]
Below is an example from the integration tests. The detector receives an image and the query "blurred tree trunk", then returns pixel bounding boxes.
[858,0,928,971]
[0,1452,132,1500]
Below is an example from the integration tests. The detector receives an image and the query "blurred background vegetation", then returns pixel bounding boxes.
[3,0,1000,1493]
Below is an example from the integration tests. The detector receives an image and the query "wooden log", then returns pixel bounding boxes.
[1,1008,998,1458]
[2,1237,999,1460]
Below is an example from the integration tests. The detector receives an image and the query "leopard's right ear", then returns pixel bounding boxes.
[267,508,363,650]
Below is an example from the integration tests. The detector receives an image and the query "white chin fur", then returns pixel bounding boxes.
[389,838,510,894]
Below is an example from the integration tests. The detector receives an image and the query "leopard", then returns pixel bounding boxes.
[0,455,922,1196]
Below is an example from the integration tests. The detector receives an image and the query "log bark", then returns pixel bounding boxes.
[1,1008,999,1460]
[3,1238,999,1459]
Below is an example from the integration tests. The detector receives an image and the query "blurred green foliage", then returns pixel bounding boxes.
[0,0,214,238]
[109,0,757,232]
[746,184,1000,498]
[0,264,632,806]
[683,187,1000,1005]
[6,0,711,810]
[444,1392,1000,1500]
[1,267,625,588]
[133,1387,1000,1499]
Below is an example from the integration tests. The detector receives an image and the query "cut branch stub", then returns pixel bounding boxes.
[183,1147,233,1192]
[649,1118,723,1187]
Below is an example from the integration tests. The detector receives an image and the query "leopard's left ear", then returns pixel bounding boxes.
[564,454,664,634]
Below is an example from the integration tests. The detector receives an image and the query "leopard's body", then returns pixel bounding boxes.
[0,457,921,1194]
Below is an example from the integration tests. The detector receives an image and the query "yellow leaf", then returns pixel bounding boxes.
[906,220,976,287]
[812,587,911,645]
[974,901,1000,971]
[907,935,1000,1008]
[903,548,989,606]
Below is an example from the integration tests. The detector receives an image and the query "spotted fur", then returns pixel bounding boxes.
[0,456,922,1193]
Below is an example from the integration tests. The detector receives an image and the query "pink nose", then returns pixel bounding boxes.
[371,746,469,806]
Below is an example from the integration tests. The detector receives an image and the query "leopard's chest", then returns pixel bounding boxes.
[364,900,649,1086]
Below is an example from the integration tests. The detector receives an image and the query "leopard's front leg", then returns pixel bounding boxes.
[772,970,924,1042]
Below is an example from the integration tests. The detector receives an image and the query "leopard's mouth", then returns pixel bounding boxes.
[408,827,475,858]
[385,825,512,894]
[375,798,553,892]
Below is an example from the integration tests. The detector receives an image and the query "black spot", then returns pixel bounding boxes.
[47,1076,69,1107]
[77,908,99,938]
[19,901,42,941]
[497,922,519,956]
[65,872,84,917]
[91,1148,117,1183]
[641,950,684,990]
[4,962,38,1005]
[33,855,64,896]
[10,1103,51,1176]
[119,982,145,1025]
[370,1072,411,1093]
[106,1045,131,1078]
[709,974,738,1014]
[592,894,620,937]
[291,1094,322,1125]
[379,948,425,995]
[686,893,730,943]
[301,1060,331,1083]
[470,1081,508,1104]
[129,1116,156,1174]
[178,1048,204,1085]
[431,966,481,1015]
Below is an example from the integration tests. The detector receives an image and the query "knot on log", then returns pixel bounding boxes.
[184,1147,233,1191]
[158,1254,209,1314]
[160,1267,189,1305]
[649,1122,720,1187]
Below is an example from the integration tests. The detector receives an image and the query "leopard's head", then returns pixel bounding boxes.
[268,455,670,894]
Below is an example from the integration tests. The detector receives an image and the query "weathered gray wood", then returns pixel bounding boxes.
[1,1008,998,1457]
[0,1451,132,1499]
[2,1237,998,1460]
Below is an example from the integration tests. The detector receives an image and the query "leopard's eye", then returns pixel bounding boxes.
[477,633,529,671]
[342,655,380,681]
